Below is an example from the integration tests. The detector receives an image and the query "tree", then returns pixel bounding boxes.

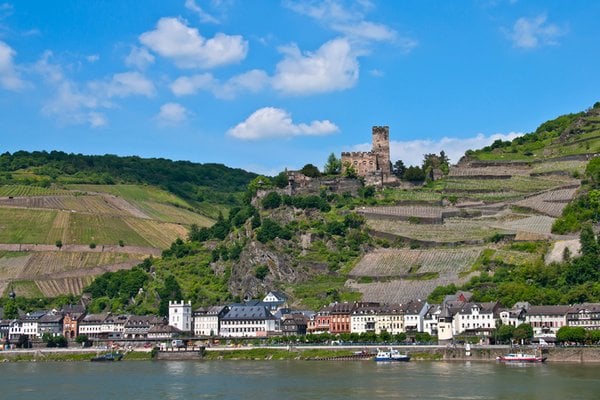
[324,153,342,175]
[272,171,289,188]
[255,265,269,280]
[343,162,358,179]
[403,166,425,182]
[300,163,321,178]
[512,323,533,343]
[75,334,89,347]
[392,160,406,178]
[261,191,282,209]
[496,324,515,344]
[3,299,18,319]
[55,240,63,249]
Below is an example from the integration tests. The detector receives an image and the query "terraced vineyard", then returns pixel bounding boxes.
[350,248,482,278]
[514,188,578,217]
[0,185,72,197]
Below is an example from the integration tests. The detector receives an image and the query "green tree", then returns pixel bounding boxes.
[512,323,533,343]
[261,191,282,209]
[272,171,289,188]
[255,265,269,280]
[392,160,406,178]
[300,164,321,178]
[55,240,63,249]
[3,299,18,319]
[343,162,358,179]
[495,324,515,344]
[324,153,342,175]
[403,166,425,182]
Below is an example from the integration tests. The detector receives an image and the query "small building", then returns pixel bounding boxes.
[262,291,289,313]
[147,324,182,340]
[38,312,64,337]
[79,313,108,339]
[220,305,277,337]
[452,302,499,338]
[307,304,333,334]
[169,300,192,334]
[124,315,166,339]
[281,312,309,336]
[402,299,429,334]
[102,314,128,339]
[193,306,228,337]
[61,304,86,339]
[525,305,571,337]
[567,303,600,331]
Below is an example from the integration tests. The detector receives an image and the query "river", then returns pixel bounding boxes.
[1,360,599,399]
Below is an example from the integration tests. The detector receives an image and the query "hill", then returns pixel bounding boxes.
[0,152,257,299]
[1,103,599,316]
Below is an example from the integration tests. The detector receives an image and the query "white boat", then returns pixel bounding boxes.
[496,352,546,363]
[374,348,410,362]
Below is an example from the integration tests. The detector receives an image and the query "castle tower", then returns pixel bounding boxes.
[372,126,391,177]
[169,300,192,333]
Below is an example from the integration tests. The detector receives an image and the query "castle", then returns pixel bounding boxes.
[341,126,392,185]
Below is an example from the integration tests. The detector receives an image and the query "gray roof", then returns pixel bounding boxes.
[81,313,108,324]
[38,314,63,323]
[526,305,572,316]
[222,306,276,321]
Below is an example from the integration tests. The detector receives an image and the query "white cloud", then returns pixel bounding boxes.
[351,132,523,166]
[125,46,155,70]
[139,17,247,69]
[155,102,189,125]
[509,14,565,48]
[228,107,339,140]
[272,38,359,95]
[102,71,156,98]
[185,0,219,24]
[284,0,417,50]
[86,54,100,63]
[35,52,154,127]
[171,69,269,99]
[0,40,26,91]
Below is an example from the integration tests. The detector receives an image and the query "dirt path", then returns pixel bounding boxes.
[0,243,161,256]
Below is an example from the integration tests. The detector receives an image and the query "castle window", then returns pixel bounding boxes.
[353,161,358,165]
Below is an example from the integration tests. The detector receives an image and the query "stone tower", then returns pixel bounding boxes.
[372,126,391,177]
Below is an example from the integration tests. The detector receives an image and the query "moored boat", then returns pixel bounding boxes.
[374,348,410,362]
[496,352,545,363]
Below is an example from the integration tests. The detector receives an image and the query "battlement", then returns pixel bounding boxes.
[341,151,374,157]
[340,125,392,185]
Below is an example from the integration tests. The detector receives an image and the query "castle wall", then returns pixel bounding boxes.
[372,126,391,177]
[341,151,378,176]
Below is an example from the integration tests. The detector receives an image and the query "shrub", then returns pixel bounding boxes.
[255,265,269,280]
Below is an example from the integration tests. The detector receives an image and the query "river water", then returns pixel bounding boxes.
[1,360,599,399]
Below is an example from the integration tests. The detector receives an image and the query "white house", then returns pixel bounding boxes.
[567,303,600,331]
[402,299,429,334]
[219,306,276,337]
[525,305,571,337]
[193,306,228,337]
[452,302,498,336]
[79,313,108,338]
[169,300,192,333]
[423,304,442,336]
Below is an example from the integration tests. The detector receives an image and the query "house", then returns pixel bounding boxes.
[147,324,182,340]
[402,299,429,334]
[79,313,108,339]
[307,304,333,334]
[350,303,381,334]
[102,314,128,339]
[61,304,86,339]
[452,302,499,338]
[193,306,228,337]
[219,305,277,337]
[423,304,442,336]
[281,312,309,336]
[38,312,64,337]
[262,291,288,312]
[499,305,527,328]
[375,303,405,335]
[329,302,357,334]
[124,315,166,339]
[567,303,600,331]
[21,310,48,338]
[169,300,192,333]
[525,305,571,337]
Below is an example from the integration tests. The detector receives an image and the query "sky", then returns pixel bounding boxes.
[1,0,600,175]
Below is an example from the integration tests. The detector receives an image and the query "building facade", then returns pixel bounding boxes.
[341,126,392,184]
[169,300,192,333]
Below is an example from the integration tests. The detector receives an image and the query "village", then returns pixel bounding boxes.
[1,289,599,350]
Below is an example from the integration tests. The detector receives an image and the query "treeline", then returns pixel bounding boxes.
[0,150,257,203]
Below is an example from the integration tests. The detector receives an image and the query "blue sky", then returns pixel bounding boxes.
[1,1,599,175]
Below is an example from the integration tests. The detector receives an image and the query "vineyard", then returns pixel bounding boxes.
[348,273,475,304]
[448,166,530,178]
[367,217,508,243]
[0,207,58,243]
[122,218,188,248]
[358,205,459,223]
[491,215,556,236]
[442,175,568,194]
[514,188,578,217]
[35,277,95,297]
[350,248,482,278]
[0,185,71,197]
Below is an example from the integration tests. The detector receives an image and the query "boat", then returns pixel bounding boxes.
[91,352,124,362]
[495,352,546,363]
[374,348,410,362]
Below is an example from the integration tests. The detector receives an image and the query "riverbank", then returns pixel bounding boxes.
[1,345,599,363]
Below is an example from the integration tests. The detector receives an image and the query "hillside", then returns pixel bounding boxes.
[2,104,599,315]
[0,152,257,299]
